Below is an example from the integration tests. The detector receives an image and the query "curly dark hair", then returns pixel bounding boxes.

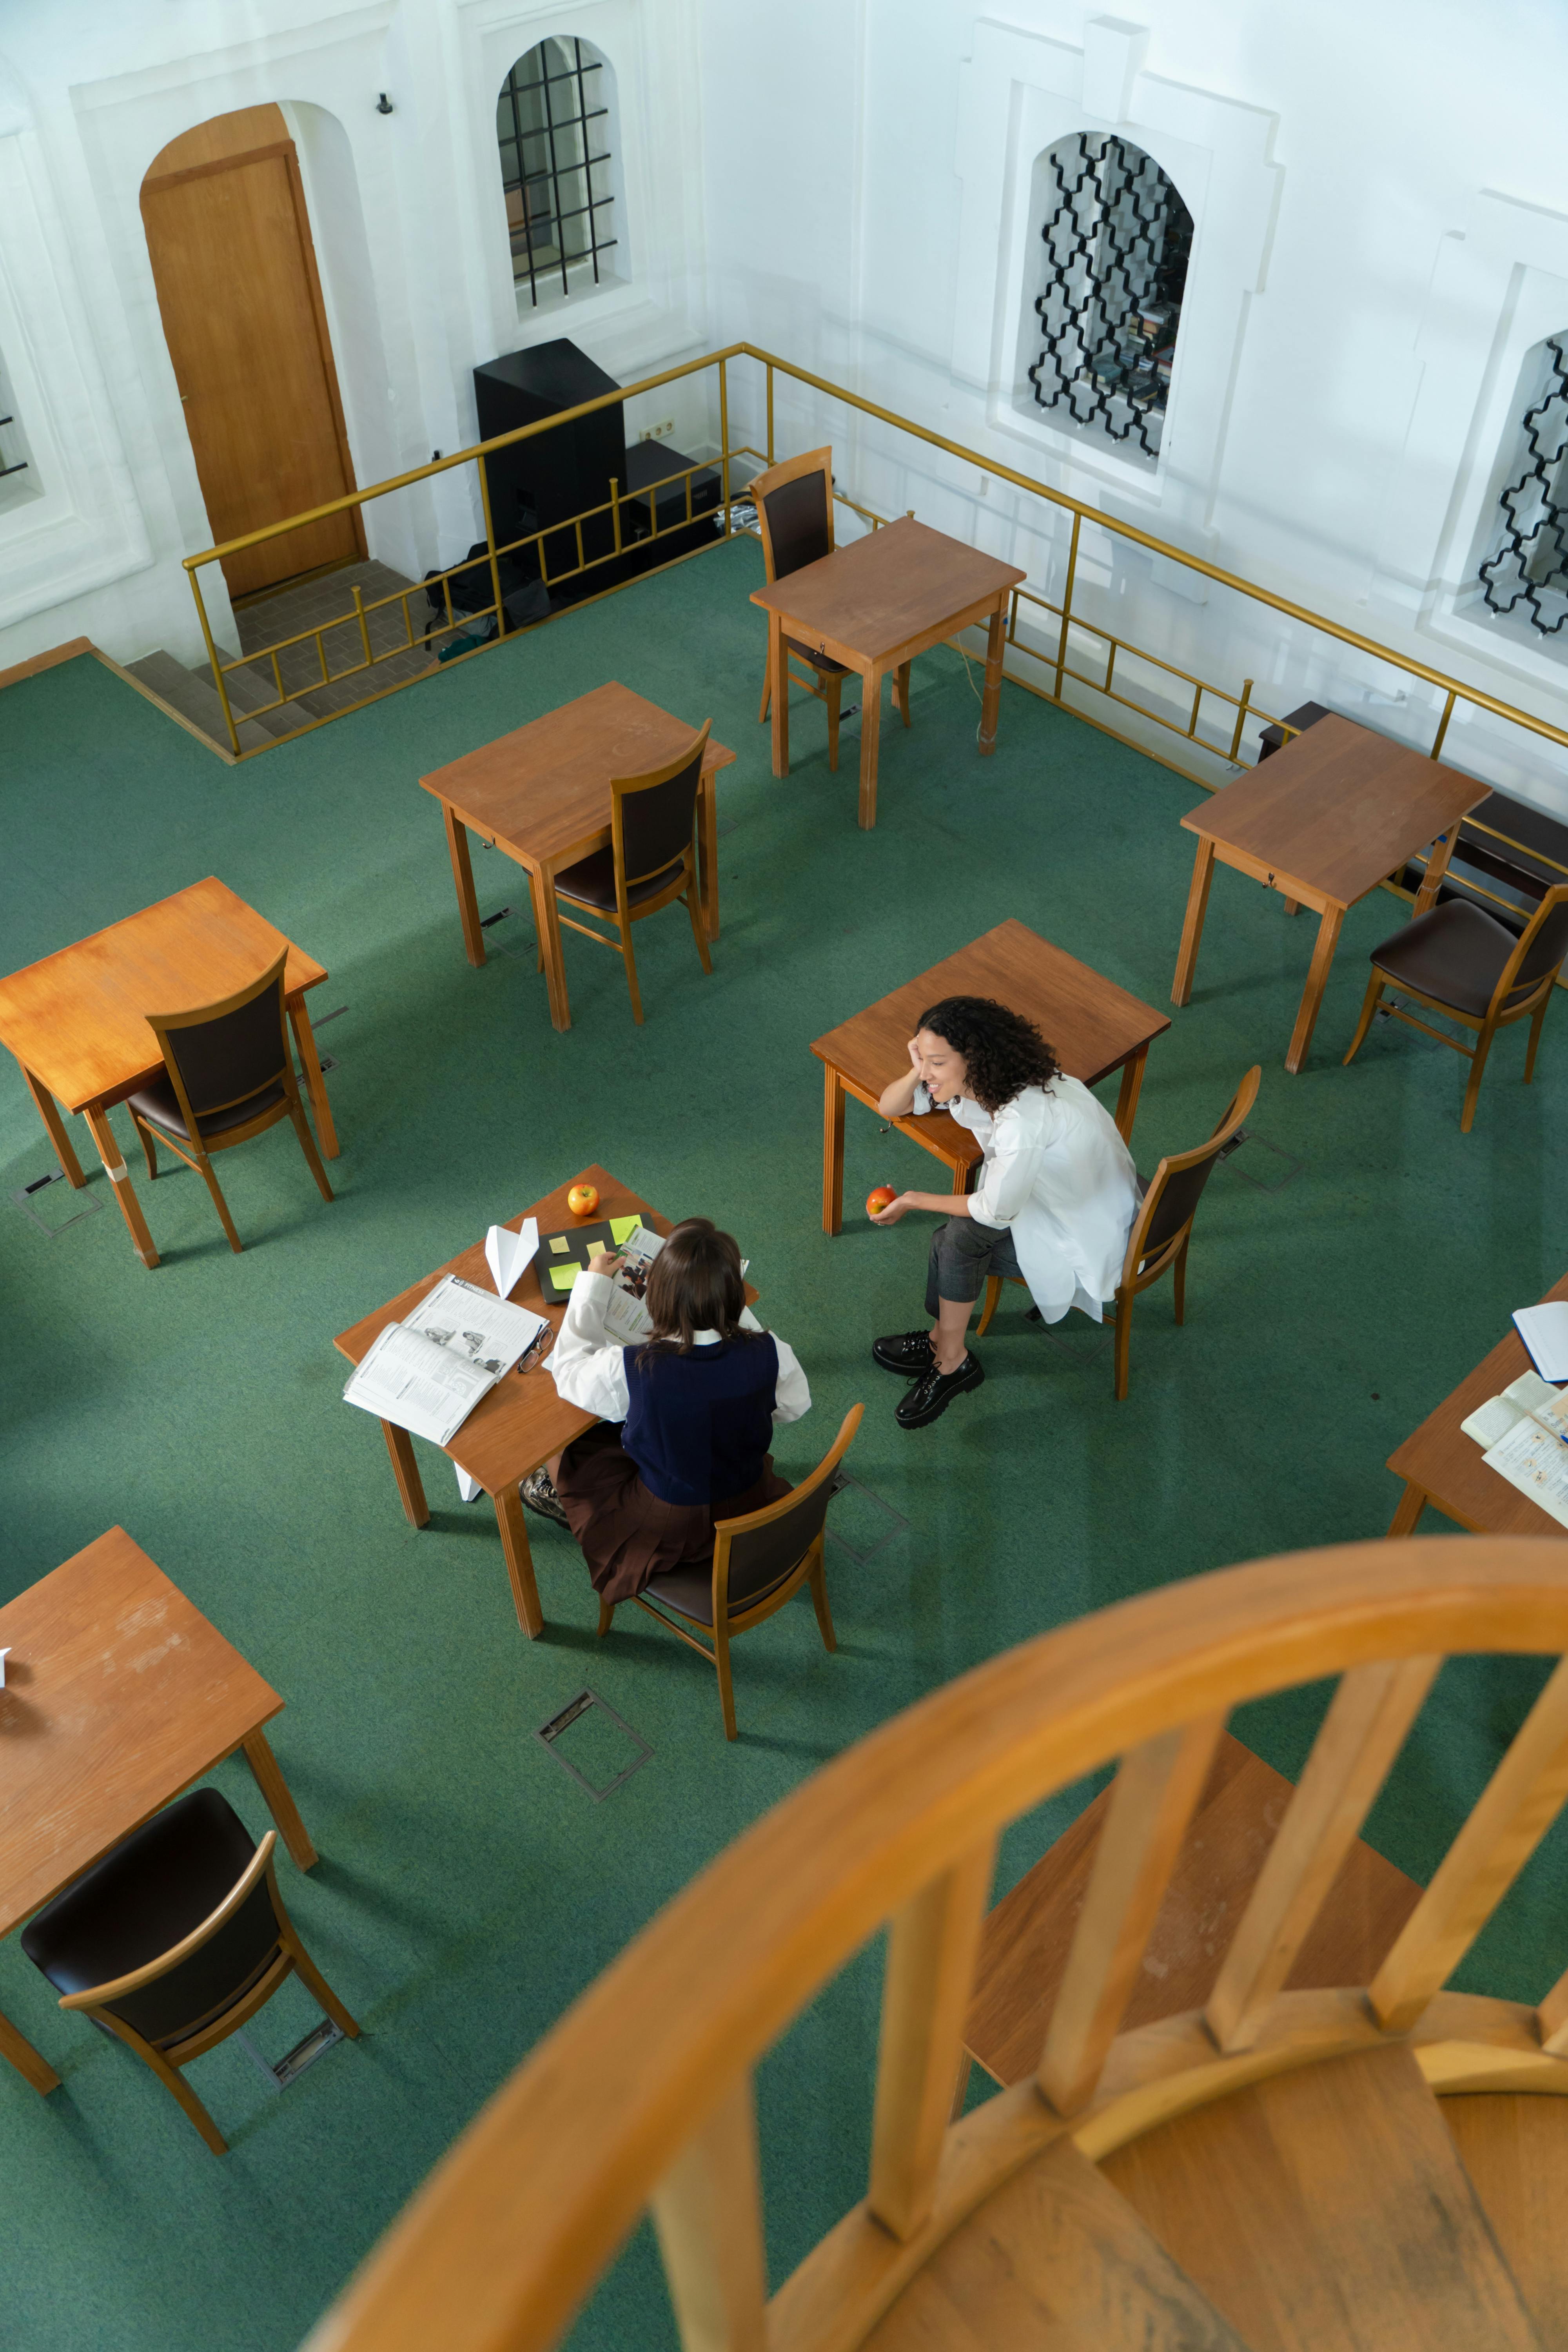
[638,1218,764,1359]
[916,995,1063,1112]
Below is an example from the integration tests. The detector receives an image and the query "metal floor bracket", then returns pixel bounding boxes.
[536,1688,653,1802]
[233,2015,345,2092]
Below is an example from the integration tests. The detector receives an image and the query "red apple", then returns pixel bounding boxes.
[866,1185,898,1219]
[567,1183,599,1217]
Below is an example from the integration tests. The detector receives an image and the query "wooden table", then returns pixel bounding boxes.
[1171,714,1487,1073]
[0,877,339,1270]
[963,1731,1419,2091]
[0,1526,316,2098]
[335,1167,671,1641]
[1385,1271,1568,1537]
[810,918,1171,1234]
[749,515,1025,829]
[419,682,735,1032]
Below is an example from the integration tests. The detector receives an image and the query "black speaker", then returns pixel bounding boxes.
[474,339,627,595]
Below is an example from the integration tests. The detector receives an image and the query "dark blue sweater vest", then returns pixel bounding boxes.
[622,1334,780,1508]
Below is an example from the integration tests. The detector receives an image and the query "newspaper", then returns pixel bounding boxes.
[343,1274,548,1446]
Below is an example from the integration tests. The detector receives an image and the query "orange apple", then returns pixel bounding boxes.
[866,1185,898,1219]
[567,1183,599,1217]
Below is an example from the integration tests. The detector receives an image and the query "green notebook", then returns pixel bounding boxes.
[537,1216,644,1300]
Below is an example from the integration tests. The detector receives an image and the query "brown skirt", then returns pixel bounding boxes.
[554,1423,790,1605]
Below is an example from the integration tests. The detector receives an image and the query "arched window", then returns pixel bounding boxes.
[1478,333,1568,637]
[1023,132,1192,467]
[496,37,618,309]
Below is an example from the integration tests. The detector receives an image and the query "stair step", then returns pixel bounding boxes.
[1101,2043,1544,2351]
[866,2136,1250,2350]
[1443,2094,1568,2352]
[122,650,274,754]
[207,648,316,736]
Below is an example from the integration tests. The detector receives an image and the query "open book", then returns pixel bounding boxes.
[343,1273,548,1447]
[1461,1371,1568,1531]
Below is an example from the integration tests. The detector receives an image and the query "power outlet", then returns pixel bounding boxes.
[638,418,675,442]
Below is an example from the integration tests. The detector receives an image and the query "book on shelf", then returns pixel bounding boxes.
[343,1274,548,1447]
[1461,1370,1568,1531]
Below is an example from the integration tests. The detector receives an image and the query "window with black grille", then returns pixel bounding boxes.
[496,38,617,308]
[1478,334,1568,638]
[1025,132,1192,467]
[0,348,38,513]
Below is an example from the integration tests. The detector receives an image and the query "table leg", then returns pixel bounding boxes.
[1282,898,1301,916]
[20,1067,86,1187]
[532,867,572,1033]
[242,1729,318,1868]
[495,1483,544,1637]
[0,2007,59,2096]
[858,668,882,830]
[822,1063,846,1236]
[1285,902,1345,1074]
[950,1157,971,1197]
[1172,838,1216,1008]
[895,661,912,727]
[978,603,1005,754]
[288,1000,340,1160]
[445,803,486,967]
[769,613,790,779]
[381,1418,430,1528]
[1113,1045,1150,1143]
[1385,1482,1428,1539]
[697,769,720,942]
[82,1104,159,1268]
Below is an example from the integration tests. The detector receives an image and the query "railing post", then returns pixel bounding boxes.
[766,362,774,466]
[719,357,733,537]
[611,476,622,556]
[1053,512,1080,702]
[475,452,506,638]
[351,584,372,670]
[1431,686,1458,761]
[1227,677,1254,764]
[185,560,243,757]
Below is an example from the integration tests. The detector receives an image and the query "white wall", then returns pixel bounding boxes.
[5,0,1568,825]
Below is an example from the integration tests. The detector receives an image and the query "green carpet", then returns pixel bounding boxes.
[1,533,1564,2352]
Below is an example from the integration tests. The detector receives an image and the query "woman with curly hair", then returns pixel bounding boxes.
[869,995,1139,1427]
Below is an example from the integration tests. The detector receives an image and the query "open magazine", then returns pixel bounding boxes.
[343,1273,548,1447]
[599,1226,664,1345]
[1461,1370,1568,1531]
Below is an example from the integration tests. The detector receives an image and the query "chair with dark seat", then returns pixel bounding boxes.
[552,720,713,1024]
[597,1403,863,1739]
[975,1065,1260,1401]
[1342,883,1568,1131]
[128,946,334,1252]
[749,446,869,771]
[20,1787,358,2154]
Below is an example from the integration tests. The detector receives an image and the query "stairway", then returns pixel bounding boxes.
[123,559,435,756]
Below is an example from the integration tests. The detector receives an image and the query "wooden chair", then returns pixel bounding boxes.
[1343,882,1568,1131]
[751,446,886,771]
[309,1534,1568,2352]
[598,1403,862,1739]
[128,946,333,1252]
[20,1788,358,2155]
[553,721,713,1025]
[975,1065,1261,1400]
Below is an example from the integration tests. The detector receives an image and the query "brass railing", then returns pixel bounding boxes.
[182,343,1568,920]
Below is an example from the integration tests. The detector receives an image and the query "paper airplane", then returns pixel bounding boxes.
[454,1468,482,1504]
[485,1218,538,1298]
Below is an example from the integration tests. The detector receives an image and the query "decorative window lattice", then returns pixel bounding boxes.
[1478,336,1568,637]
[1027,133,1192,464]
[497,38,616,308]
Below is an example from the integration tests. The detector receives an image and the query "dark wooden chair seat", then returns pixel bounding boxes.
[551,722,713,1024]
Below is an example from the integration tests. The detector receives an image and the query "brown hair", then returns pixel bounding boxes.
[639,1218,760,1357]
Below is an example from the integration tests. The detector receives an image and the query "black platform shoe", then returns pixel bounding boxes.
[895,1352,985,1428]
[872,1330,936,1376]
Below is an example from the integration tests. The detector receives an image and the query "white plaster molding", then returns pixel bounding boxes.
[952,13,1279,548]
[1376,187,1568,714]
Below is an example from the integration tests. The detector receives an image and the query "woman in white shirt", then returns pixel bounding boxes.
[869,995,1140,1428]
[527,1217,813,1603]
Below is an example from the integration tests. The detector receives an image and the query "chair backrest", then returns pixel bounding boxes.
[1497,882,1568,1005]
[714,1403,863,1617]
[750,446,834,583]
[610,722,711,888]
[145,948,291,1123]
[1125,1065,1261,1281]
[20,1789,281,2047]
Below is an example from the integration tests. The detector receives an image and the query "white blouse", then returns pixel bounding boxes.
[916,1075,1140,1324]
[549,1270,813,1426]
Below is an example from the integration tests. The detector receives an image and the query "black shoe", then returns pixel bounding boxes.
[521,1466,568,1526]
[873,1330,936,1376]
[895,1352,985,1428]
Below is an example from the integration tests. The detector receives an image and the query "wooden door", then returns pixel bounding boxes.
[141,107,366,600]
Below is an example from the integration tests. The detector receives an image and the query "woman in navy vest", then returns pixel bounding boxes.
[535,1218,812,1604]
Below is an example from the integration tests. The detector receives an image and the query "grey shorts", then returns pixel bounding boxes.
[925,1215,1023,1315]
